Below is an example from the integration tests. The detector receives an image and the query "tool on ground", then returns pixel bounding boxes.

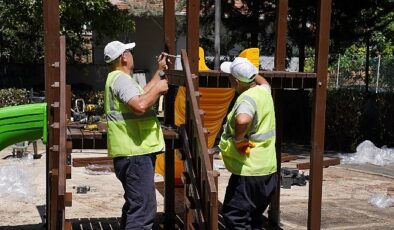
[281,167,307,189]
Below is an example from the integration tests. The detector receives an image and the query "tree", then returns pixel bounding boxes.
[0,0,43,63]
[0,0,134,64]
[319,0,394,92]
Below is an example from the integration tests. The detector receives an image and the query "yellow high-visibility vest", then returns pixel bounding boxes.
[219,86,277,176]
[104,70,164,158]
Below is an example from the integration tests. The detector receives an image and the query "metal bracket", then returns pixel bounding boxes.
[51,62,60,68]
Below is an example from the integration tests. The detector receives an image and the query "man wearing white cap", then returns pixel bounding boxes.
[103,40,168,229]
[219,57,277,229]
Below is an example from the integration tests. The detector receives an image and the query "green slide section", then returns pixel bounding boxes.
[0,103,47,151]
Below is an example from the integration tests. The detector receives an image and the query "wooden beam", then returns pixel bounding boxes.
[297,158,340,170]
[281,154,298,162]
[274,0,288,71]
[72,157,112,167]
[308,0,332,229]
[164,0,175,69]
[43,0,61,228]
[186,0,200,75]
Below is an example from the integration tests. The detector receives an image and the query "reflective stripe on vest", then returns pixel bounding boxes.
[107,110,156,121]
[107,73,121,112]
[250,128,276,141]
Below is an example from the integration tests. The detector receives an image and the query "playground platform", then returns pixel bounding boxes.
[0,141,393,230]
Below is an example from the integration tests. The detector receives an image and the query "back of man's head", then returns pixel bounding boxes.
[220,57,258,83]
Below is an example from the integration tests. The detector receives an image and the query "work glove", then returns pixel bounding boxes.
[235,139,256,155]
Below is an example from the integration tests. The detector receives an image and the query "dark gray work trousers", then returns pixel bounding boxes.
[222,173,277,230]
[113,153,157,230]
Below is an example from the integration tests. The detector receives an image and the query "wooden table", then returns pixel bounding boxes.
[67,122,107,149]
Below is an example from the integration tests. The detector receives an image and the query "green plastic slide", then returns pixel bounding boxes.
[0,103,47,151]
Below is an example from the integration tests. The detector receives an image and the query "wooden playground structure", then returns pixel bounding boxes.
[43,0,332,229]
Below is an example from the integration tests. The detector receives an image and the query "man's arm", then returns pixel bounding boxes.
[234,113,252,141]
[143,69,163,93]
[112,73,168,115]
[127,79,168,115]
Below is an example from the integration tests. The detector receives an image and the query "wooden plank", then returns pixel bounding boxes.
[275,0,288,71]
[65,192,72,207]
[72,157,112,167]
[64,220,72,230]
[186,0,200,75]
[308,0,332,229]
[43,0,61,228]
[164,0,175,70]
[281,154,298,162]
[297,157,340,170]
[66,165,71,179]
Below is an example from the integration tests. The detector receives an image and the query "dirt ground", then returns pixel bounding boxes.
[0,141,393,230]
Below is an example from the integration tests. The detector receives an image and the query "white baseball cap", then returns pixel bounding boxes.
[220,57,258,83]
[104,41,136,63]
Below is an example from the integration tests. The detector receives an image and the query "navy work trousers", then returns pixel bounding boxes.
[222,173,277,230]
[113,153,157,230]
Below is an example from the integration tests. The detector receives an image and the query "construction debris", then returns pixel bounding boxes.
[281,167,307,189]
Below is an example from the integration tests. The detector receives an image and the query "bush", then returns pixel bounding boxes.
[0,88,30,108]
[72,90,105,116]
[325,89,364,151]
[325,90,394,151]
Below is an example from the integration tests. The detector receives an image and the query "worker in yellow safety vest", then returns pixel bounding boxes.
[219,57,278,230]
[104,40,168,229]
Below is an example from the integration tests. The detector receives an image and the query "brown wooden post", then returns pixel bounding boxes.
[58,35,67,227]
[309,0,332,229]
[163,1,177,229]
[270,0,288,225]
[163,0,177,126]
[43,0,60,228]
[186,0,200,75]
[274,0,288,71]
[164,0,176,70]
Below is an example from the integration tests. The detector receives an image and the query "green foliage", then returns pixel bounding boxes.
[330,0,394,54]
[325,89,364,151]
[72,90,104,115]
[0,88,30,108]
[0,0,134,64]
[325,89,394,151]
[61,0,135,63]
[374,93,394,146]
[0,0,44,63]
[327,31,394,91]
[380,56,394,92]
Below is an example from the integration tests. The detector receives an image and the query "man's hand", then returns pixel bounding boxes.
[156,78,169,94]
[157,52,169,71]
[235,139,256,155]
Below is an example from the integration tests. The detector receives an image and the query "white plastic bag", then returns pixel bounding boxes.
[369,193,394,208]
[0,165,33,201]
[340,140,394,166]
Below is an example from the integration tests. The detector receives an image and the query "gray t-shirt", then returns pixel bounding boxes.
[235,84,271,118]
[112,72,141,104]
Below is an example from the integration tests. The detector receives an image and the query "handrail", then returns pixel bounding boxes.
[180,49,219,229]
